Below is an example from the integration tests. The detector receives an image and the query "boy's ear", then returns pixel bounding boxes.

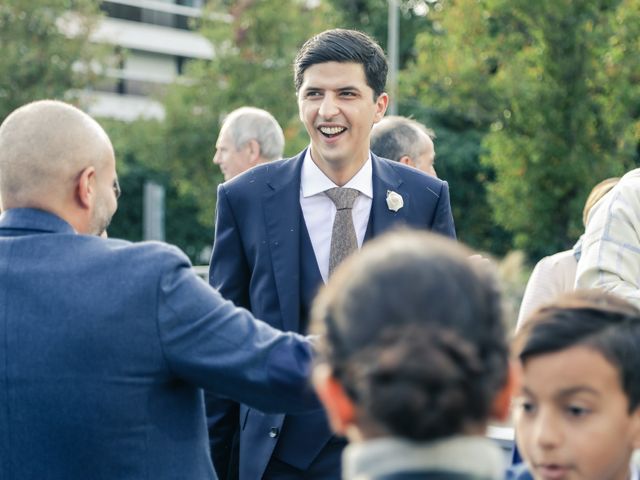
[312,363,356,436]
[491,361,519,421]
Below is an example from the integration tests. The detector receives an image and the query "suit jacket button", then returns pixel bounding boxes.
[269,427,279,438]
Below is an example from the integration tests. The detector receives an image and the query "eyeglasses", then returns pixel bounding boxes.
[113,178,121,199]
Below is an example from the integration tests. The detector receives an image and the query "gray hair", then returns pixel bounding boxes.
[370,116,435,162]
[222,107,285,161]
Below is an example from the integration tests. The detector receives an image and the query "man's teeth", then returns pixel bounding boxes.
[320,126,345,135]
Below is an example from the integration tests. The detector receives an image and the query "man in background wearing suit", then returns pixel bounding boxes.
[213,106,285,181]
[0,100,318,480]
[207,29,456,480]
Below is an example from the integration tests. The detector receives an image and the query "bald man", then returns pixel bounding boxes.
[0,100,317,480]
[213,107,285,181]
[0,102,119,235]
[370,115,438,177]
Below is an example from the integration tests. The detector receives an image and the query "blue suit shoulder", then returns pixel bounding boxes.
[100,237,192,275]
[215,156,302,219]
[103,237,187,258]
[219,156,297,194]
[378,155,449,199]
[372,155,456,239]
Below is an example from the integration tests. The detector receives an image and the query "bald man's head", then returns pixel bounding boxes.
[0,100,114,208]
[0,100,118,235]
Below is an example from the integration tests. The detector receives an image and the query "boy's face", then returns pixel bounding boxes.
[514,345,640,480]
[297,61,388,174]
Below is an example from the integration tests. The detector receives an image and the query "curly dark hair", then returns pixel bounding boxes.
[310,230,509,441]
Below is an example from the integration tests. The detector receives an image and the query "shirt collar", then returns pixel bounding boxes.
[300,147,373,199]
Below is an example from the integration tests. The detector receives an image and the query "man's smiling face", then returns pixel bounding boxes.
[297,61,388,175]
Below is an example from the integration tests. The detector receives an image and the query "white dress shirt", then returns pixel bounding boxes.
[300,148,373,283]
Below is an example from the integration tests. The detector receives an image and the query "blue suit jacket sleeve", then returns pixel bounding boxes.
[155,244,316,412]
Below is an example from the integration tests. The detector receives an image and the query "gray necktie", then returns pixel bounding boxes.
[325,187,360,276]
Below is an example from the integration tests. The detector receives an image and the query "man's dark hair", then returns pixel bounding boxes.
[311,230,508,441]
[515,290,640,412]
[294,28,388,98]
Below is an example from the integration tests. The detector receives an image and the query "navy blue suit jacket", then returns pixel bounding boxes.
[207,150,456,479]
[0,208,317,480]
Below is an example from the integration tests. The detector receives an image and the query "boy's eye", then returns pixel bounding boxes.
[566,405,590,417]
[340,91,357,97]
[305,91,322,98]
[515,397,536,414]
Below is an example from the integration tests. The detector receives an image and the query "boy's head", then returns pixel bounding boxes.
[513,290,640,480]
[310,230,511,442]
[294,28,388,98]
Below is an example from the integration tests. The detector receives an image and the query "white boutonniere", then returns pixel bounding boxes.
[386,190,404,212]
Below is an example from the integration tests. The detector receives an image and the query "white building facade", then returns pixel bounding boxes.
[84,0,217,121]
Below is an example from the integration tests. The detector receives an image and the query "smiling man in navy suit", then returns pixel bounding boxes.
[0,100,319,480]
[207,29,456,480]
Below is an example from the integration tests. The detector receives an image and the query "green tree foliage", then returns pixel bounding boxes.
[103,118,214,262]
[103,1,338,262]
[326,0,442,67]
[414,110,512,255]
[0,0,102,121]
[401,0,511,254]
[405,0,640,258]
[326,0,513,254]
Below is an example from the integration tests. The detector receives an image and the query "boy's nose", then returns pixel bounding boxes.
[533,409,563,450]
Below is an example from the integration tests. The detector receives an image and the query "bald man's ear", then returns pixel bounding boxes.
[76,166,96,209]
[312,363,356,436]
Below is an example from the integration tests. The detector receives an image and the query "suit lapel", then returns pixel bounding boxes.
[369,154,410,238]
[262,153,408,331]
[263,152,305,332]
